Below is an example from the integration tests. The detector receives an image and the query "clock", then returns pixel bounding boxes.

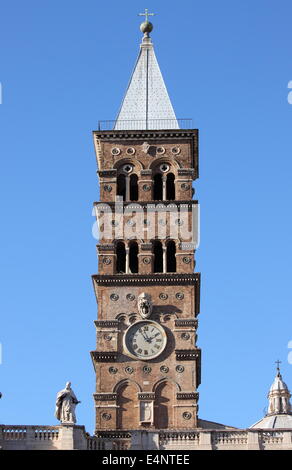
[124,320,167,360]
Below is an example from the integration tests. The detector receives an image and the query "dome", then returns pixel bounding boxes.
[269,373,289,392]
[250,413,292,429]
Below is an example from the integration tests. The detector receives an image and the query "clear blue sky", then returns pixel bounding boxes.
[0,0,292,433]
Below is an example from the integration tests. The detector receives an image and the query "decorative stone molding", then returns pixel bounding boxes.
[140,243,153,251]
[176,392,199,400]
[160,365,169,373]
[175,349,200,361]
[178,168,195,177]
[93,393,117,401]
[96,244,115,252]
[98,169,117,178]
[91,351,118,362]
[140,169,152,176]
[175,319,198,328]
[94,320,119,328]
[138,393,155,400]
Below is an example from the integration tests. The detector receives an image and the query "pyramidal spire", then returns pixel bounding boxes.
[114,13,179,130]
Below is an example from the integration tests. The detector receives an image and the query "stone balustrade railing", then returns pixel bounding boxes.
[0,426,291,450]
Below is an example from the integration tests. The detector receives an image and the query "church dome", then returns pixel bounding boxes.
[250,413,292,429]
[250,364,292,429]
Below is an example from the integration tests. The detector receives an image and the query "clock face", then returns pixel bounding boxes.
[124,320,167,360]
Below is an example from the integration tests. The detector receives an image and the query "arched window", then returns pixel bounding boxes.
[130,174,138,201]
[166,173,175,200]
[166,240,176,272]
[129,241,138,273]
[116,241,126,273]
[117,174,126,201]
[153,173,163,201]
[153,240,163,273]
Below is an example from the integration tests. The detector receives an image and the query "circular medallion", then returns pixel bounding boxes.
[126,293,135,301]
[102,257,111,265]
[159,163,170,173]
[102,412,112,421]
[103,184,112,192]
[160,365,169,373]
[110,293,119,301]
[176,292,184,300]
[171,147,181,155]
[159,293,168,300]
[109,367,117,374]
[156,147,165,155]
[124,320,167,361]
[143,257,151,264]
[104,334,112,341]
[183,257,191,264]
[111,147,121,156]
[143,365,152,374]
[183,412,192,420]
[126,147,135,155]
[143,184,151,192]
[122,164,133,174]
[181,183,190,191]
[176,365,185,373]
[125,366,134,374]
[181,332,190,341]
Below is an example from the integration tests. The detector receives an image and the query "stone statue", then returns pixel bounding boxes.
[55,382,80,424]
[138,292,153,319]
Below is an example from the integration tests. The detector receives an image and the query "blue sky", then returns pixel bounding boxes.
[0,0,292,433]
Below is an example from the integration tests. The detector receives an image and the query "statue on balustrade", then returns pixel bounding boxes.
[55,382,80,424]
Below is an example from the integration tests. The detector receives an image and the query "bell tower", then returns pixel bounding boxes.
[91,16,201,435]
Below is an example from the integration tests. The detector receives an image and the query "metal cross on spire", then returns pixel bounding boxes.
[275,359,282,371]
[139,8,155,22]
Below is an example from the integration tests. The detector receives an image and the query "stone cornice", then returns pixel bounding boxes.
[92,273,200,287]
[93,129,197,141]
[93,200,198,211]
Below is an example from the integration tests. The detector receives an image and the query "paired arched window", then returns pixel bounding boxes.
[153,166,176,201]
[115,241,138,273]
[116,165,138,201]
[153,240,176,273]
